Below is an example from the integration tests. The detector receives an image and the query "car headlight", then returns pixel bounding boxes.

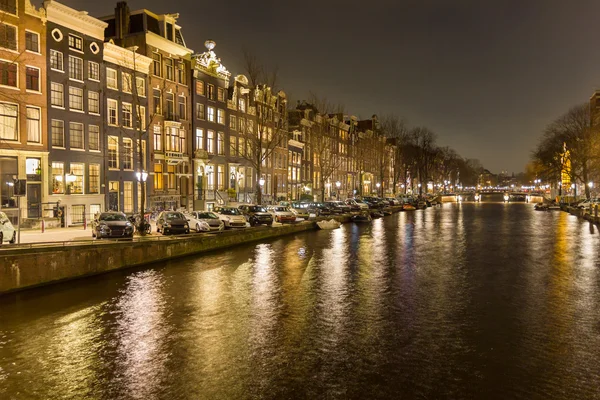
[185,222,189,228]
[164,222,171,227]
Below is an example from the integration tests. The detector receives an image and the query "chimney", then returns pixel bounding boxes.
[115,1,130,42]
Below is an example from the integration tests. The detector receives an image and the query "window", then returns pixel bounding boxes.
[136,76,145,96]
[153,125,162,152]
[106,68,117,89]
[196,80,204,95]
[68,34,83,51]
[195,128,204,150]
[207,106,215,122]
[154,163,163,190]
[239,118,246,134]
[217,132,224,155]
[50,82,63,107]
[68,56,83,81]
[26,107,40,143]
[69,122,84,149]
[51,119,64,147]
[123,182,133,213]
[123,102,132,128]
[238,98,246,113]
[88,91,99,114]
[89,125,99,151]
[89,164,100,194]
[238,137,244,156]
[178,96,186,120]
[166,93,174,119]
[25,31,39,53]
[107,99,118,125]
[207,84,215,100]
[177,62,186,85]
[229,136,236,156]
[52,162,64,194]
[25,67,39,91]
[217,87,225,102]
[68,86,83,111]
[50,50,63,71]
[165,58,174,81]
[51,28,62,42]
[153,89,162,114]
[0,23,17,51]
[123,138,133,170]
[230,115,237,130]
[217,165,224,190]
[165,126,179,152]
[0,0,16,14]
[167,165,176,189]
[0,60,17,87]
[196,103,205,120]
[70,163,84,194]
[108,136,119,169]
[0,102,17,140]
[207,130,214,154]
[179,129,186,153]
[217,109,225,125]
[122,72,132,93]
[137,105,146,128]
[152,53,162,77]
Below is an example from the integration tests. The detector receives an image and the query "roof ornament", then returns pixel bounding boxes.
[193,40,230,79]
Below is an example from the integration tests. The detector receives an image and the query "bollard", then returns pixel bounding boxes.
[41,219,45,233]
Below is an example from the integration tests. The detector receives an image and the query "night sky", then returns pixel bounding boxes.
[59,0,600,174]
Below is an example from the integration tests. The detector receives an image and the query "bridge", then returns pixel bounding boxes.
[440,192,548,203]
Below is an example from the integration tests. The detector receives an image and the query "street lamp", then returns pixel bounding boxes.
[135,170,148,182]
[376,182,381,197]
[335,181,341,200]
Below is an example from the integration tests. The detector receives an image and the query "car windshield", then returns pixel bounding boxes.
[273,207,288,212]
[249,206,267,212]
[165,212,184,220]
[99,213,127,221]
[292,203,308,208]
[197,212,218,219]
[219,208,241,215]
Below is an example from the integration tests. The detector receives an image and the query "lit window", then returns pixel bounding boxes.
[52,162,65,194]
[107,99,118,126]
[154,163,163,190]
[217,132,224,154]
[88,61,99,81]
[25,67,39,91]
[123,138,133,170]
[195,128,204,150]
[178,96,186,120]
[207,106,215,122]
[122,72,132,93]
[217,109,225,125]
[70,163,84,194]
[207,130,214,154]
[123,181,133,213]
[217,87,225,102]
[89,164,100,193]
[165,58,174,81]
[152,53,162,77]
[106,68,118,89]
[229,115,237,130]
[26,107,41,143]
[207,84,215,100]
[68,34,83,51]
[135,76,145,96]
[0,23,17,51]
[123,103,132,128]
[51,82,64,107]
[153,125,162,152]
[0,60,17,87]
[0,102,18,141]
[88,91,99,114]
[196,80,204,95]
[108,136,119,169]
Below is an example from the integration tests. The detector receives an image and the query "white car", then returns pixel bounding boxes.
[185,211,224,232]
[213,206,247,228]
[0,211,16,245]
[578,198,600,210]
[267,206,296,223]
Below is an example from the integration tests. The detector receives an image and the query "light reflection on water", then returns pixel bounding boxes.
[1,204,600,399]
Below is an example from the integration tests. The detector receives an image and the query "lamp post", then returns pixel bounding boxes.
[325,182,331,200]
[417,182,422,196]
[196,167,203,200]
[588,181,594,198]
[259,177,265,204]
[237,172,244,202]
[206,165,214,200]
[335,181,341,200]
[376,182,381,197]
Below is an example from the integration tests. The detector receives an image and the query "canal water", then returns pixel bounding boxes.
[1,203,600,399]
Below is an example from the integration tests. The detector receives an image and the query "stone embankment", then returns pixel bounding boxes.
[563,205,600,224]
[0,213,365,295]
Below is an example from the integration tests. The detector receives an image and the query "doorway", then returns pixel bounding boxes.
[27,183,41,218]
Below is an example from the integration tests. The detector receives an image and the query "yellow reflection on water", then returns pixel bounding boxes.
[114,270,169,400]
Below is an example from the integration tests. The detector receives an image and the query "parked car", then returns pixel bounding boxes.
[267,206,296,223]
[186,211,224,232]
[324,201,351,214]
[385,197,401,206]
[156,211,190,235]
[92,211,134,239]
[238,205,274,226]
[288,202,310,219]
[345,198,369,211]
[362,196,384,209]
[0,211,16,245]
[309,202,332,217]
[213,206,247,228]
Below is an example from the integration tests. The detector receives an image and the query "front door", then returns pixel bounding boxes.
[27,183,40,218]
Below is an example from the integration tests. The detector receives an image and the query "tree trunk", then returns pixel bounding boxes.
[256,166,262,205]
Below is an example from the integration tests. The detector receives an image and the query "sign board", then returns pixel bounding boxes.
[13,179,26,196]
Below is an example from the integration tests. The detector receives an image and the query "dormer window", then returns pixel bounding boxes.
[166,22,173,41]
[68,34,83,52]
[175,29,185,46]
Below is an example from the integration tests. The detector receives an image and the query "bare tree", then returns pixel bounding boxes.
[236,49,288,205]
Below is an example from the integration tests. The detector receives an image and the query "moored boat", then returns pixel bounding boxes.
[352,211,372,222]
[316,219,342,230]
